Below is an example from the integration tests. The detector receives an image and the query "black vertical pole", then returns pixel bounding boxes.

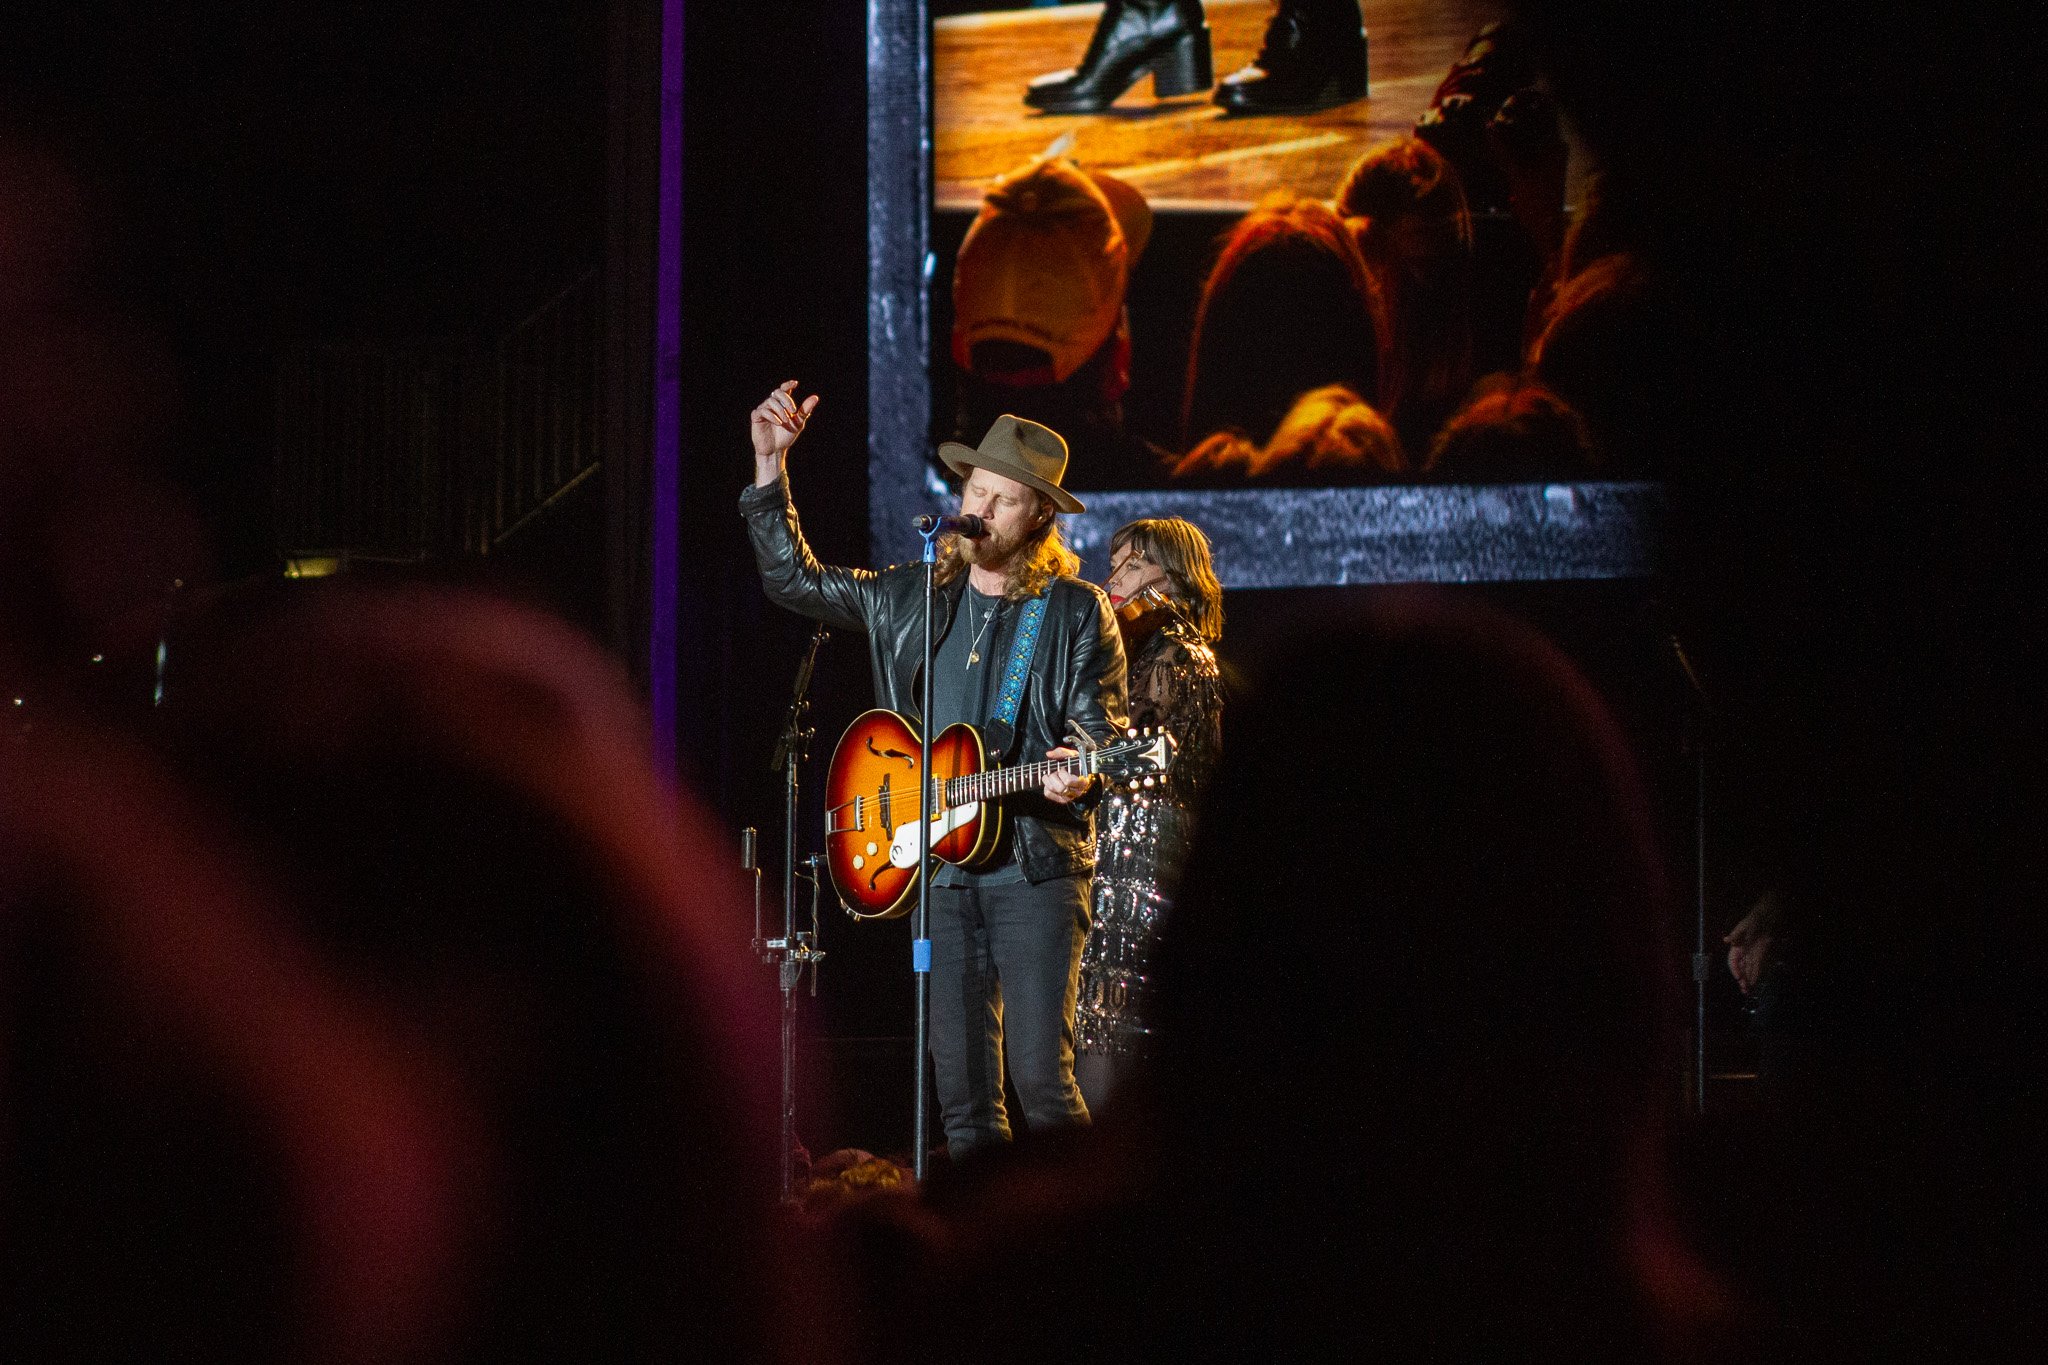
[1693,744,1708,1115]
[781,740,801,1201]
[1670,628,1710,1116]
[913,531,938,1180]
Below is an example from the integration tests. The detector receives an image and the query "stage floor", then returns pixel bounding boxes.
[936,0,1505,210]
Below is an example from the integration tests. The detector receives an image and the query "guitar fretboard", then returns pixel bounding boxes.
[941,752,1091,808]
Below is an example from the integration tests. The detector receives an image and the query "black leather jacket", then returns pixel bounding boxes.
[741,476,1128,882]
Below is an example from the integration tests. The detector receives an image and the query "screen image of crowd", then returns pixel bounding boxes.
[935,18,1640,493]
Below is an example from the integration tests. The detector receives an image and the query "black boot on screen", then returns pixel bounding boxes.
[1026,0,1214,115]
[1214,0,1368,116]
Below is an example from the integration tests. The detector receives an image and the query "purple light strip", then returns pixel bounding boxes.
[649,0,684,773]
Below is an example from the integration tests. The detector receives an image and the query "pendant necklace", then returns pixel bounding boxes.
[965,591,998,669]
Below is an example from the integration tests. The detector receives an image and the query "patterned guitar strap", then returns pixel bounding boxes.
[980,586,1049,764]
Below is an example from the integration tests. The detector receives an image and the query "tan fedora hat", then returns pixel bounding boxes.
[937,414,1085,514]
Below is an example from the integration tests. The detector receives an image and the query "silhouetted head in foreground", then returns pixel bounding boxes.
[1145,591,1728,1354]
[2,584,807,1362]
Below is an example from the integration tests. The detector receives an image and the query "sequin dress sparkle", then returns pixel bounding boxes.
[1076,619,1222,1060]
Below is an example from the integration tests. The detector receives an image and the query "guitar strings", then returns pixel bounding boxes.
[851,736,1156,821]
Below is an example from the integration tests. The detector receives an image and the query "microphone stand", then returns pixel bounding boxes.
[760,622,828,1203]
[912,523,940,1183]
[1670,631,1710,1116]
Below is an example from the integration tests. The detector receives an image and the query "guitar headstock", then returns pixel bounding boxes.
[1090,726,1177,786]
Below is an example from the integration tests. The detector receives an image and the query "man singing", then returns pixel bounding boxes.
[741,382,1128,1159]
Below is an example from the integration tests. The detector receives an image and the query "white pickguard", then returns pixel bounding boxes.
[889,801,981,869]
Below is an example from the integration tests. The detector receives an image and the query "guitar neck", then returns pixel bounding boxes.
[944,751,1090,806]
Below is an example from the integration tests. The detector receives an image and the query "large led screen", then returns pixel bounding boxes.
[871,0,1659,583]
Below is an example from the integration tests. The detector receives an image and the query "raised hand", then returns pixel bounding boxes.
[751,380,820,484]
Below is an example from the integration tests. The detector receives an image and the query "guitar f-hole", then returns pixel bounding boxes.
[868,736,914,767]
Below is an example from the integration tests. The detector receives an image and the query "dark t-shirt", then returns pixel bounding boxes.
[930,582,1026,887]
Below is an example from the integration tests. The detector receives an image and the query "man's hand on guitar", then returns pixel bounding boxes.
[751,380,820,486]
[1042,746,1094,805]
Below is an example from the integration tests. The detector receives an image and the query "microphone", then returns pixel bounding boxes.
[915,513,987,538]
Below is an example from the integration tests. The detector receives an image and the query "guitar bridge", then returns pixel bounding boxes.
[826,795,865,836]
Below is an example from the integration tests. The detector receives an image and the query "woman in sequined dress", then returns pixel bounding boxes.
[1074,517,1225,1111]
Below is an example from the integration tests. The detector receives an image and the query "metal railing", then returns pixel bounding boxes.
[274,268,601,562]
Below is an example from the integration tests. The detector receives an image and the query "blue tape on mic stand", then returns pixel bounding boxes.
[913,938,932,973]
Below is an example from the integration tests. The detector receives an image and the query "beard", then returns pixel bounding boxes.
[957,522,1027,572]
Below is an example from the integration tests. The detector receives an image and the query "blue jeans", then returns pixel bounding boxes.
[928,873,1092,1156]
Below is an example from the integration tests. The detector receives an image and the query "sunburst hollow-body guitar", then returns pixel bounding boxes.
[824,708,1174,919]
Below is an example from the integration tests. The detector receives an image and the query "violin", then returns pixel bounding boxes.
[1113,584,1176,640]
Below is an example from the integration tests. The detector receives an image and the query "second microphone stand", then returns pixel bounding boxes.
[1670,630,1710,1116]
[755,622,829,1204]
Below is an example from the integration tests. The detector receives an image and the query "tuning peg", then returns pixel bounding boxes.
[1142,776,1156,789]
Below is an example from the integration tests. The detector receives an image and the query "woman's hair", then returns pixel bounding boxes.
[1110,516,1225,642]
[932,488,1082,601]
[1336,137,1476,428]
[1173,384,1407,486]
[1530,250,1647,358]
[1554,173,1633,284]
[1182,193,1393,449]
[1337,134,1471,234]
[1528,252,1661,471]
[1425,374,1597,481]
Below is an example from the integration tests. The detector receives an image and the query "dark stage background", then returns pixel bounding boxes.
[0,0,1762,1160]
[6,2,2027,1176]
[1,3,608,597]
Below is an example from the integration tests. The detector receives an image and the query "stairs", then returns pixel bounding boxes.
[274,269,601,565]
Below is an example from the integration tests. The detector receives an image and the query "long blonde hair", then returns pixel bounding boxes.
[933,493,1082,602]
